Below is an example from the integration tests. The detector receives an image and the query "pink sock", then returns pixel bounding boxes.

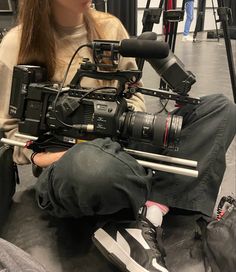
[145,200,169,215]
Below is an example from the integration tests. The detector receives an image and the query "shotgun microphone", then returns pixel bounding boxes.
[91,38,169,59]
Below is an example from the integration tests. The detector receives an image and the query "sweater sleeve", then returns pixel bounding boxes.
[0,28,33,164]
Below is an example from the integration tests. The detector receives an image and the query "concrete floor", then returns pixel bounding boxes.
[1,33,236,272]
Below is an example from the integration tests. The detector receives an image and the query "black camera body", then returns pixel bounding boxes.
[8,38,201,152]
[9,62,183,151]
[10,65,126,139]
[2,37,201,177]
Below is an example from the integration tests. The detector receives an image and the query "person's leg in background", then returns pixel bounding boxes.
[182,0,194,41]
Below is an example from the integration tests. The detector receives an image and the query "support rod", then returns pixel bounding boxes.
[1,137,198,177]
[137,159,198,177]
[124,148,198,167]
[0,138,25,147]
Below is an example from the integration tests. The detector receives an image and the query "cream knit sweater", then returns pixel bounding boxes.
[0,12,145,164]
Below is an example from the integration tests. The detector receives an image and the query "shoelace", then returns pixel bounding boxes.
[139,216,167,258]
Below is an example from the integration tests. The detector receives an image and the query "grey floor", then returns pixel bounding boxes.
[1,33,236,272]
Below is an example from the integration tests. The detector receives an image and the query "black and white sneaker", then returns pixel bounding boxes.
[92,208,169,272]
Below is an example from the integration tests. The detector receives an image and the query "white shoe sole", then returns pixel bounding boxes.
[93,228,168,272]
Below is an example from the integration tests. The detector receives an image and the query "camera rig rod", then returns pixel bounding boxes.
[0,136,199,178]
[137,159,198,177]
[124,148,198,167]
[124,148,198,177]
[137,87,201,105]
[0,138,26,147]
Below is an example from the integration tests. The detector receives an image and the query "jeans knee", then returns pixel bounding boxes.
[203,94,234,111]
[76,164,113,192]
[57,143,123,192]
[202,94,236,131]
[213,93,230,104]
[51,138,149,208]
[214,94,236,116]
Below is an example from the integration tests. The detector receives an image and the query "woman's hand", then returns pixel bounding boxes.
[32,151,67,168]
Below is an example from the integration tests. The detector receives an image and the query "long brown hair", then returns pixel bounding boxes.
[17,0,110,79]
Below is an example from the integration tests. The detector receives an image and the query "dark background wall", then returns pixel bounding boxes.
[0,15,15,29]
[1,0,235,39]
[93,0,138,36]
[225,0,236,38]
[1,0,138,37]
[0,0,17,30]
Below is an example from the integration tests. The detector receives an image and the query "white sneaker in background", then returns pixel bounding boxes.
[182,35,193,42]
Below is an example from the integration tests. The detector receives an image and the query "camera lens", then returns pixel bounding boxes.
[120,111,182,150]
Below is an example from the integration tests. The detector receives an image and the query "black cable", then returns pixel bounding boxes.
[52,43,91,128]
[58,86,118,130]
[157,98,169,113]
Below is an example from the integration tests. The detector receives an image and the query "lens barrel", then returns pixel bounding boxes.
[121,111,182,150]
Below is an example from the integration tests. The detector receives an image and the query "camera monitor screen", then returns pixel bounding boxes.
[0,0,13,13]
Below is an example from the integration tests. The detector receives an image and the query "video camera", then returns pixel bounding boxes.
[2,32,200,177]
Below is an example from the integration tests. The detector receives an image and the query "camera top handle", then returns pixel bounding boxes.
[70,58,142,98]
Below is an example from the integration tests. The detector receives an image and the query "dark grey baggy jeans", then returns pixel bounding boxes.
[35,94,236,217]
